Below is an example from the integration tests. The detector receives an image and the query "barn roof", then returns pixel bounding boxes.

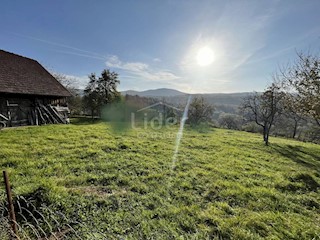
[0,50,71,97]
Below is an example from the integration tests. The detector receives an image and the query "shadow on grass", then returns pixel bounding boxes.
[70,116,102,125]
[271,143,320,172]
[187,123,216,133]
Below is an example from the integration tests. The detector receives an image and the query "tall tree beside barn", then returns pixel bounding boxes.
[83,69,120,118]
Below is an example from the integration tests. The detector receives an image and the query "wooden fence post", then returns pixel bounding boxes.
[3,171,19,239]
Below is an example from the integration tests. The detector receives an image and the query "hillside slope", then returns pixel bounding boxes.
[0,121,319,239]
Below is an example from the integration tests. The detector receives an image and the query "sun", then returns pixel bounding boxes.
[196,46,215,66]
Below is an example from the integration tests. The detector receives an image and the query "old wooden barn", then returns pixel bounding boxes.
[0,50,72,128]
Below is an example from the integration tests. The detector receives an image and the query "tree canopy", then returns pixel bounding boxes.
[279,52,320,126]
[83,69,120,117]
[188,97,215,126]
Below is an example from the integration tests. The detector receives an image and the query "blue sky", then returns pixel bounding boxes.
[1,0,320,93]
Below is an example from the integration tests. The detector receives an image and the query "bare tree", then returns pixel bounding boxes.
[52,72,78,94]
[241,84,284,145]
[52,72,83,115]
[279,52,320,126]
[281,93,305,138]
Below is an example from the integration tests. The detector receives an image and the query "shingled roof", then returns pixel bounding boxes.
[0,50,71,97]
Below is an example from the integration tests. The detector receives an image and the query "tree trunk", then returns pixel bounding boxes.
[263,126,269,146]
[265,134,269,146]
[292,119,298,139]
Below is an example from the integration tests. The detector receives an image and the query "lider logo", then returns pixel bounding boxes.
[131,102,182,130]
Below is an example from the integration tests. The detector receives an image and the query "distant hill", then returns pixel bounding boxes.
[196,92,254,106]
[122,88,254,107]
[121,88,186,97]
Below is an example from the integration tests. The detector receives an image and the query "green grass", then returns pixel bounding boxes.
[0,119,320,239]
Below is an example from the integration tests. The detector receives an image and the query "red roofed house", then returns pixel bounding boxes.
[0,50,72,128]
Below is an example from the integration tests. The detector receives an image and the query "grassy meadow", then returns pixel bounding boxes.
[0,119,320,239]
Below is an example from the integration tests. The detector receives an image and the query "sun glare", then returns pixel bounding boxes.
[196,46,215,66]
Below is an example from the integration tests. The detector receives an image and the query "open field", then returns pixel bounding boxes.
[0,119,320,239]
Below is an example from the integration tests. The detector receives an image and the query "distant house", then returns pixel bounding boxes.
[0,50,72,128]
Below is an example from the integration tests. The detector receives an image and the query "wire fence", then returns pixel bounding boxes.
[0,190,113,240]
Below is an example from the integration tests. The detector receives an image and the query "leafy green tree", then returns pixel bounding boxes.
[83,69,120,118]
[98,69,121,104]
[188,97,214,126]
[218,113,242,130]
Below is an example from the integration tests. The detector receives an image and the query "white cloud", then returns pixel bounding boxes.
[105,55,180,82]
